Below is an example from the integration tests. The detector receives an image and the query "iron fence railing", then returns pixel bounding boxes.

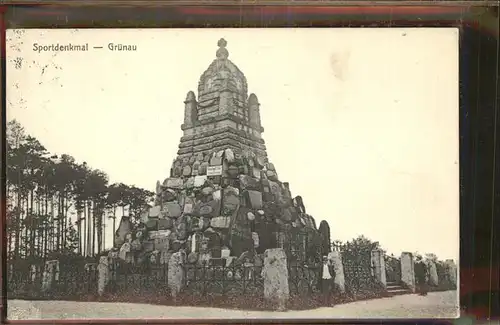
[183,262,264,296]
[287,264,321,295]
[7,263,45,297]
[108,261,171,294]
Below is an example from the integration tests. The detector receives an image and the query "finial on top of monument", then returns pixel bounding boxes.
[185,90,196,102]
[216,38,229,60]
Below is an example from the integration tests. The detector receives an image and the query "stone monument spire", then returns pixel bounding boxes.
[178,38,267,161]
[112,38,325,273]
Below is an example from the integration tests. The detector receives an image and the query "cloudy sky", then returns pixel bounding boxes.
[7,28,459,260]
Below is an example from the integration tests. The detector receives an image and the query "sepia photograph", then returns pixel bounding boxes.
[5,28,459,320]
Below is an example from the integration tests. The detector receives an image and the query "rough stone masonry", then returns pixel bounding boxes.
[110,38,328,277]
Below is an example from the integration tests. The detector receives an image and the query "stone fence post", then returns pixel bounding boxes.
[97,256,110,296]
[30,264,40,283]
[327,250,345,293]
[168,251,186,301]
[370,249,387,288]
[41,260,59,293]
[262,248,289,311]
[445,259,458,287]
[400,252,416,292]
[427,260,439,286]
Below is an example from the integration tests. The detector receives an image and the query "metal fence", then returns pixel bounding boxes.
[183,261,264,296]
[340,247,377,294]
[287,264,321,295]
[7,263,44,298]
[7,260,99,299]
[107,261,171,295]
[52,263,99,297]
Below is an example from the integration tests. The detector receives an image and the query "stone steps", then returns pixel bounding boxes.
[386,281,412,296]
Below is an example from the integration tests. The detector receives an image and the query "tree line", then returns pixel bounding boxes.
[5,120,155,263]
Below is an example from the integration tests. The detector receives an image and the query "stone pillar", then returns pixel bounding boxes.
[445,259,458,287]
[427,260,439,286]
[97,256,110,296]
[327,250,345,293]
[30,265,38,283]
[41,260,59,293]
[262,248,289,311]
[371,249,387,287]
[183,91,198,128]
[8,263,13,283]
[400,252,416,292]
[168,251,186,301]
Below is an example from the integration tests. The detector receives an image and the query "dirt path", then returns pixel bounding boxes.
[8,290,459,320]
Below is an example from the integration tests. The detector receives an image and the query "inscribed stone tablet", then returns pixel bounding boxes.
[207,165,223,176]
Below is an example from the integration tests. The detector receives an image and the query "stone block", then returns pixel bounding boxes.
[192,162,200,176]
[262,192,274,202]
[194,175,208,187]
[162,189,177,202]
[212,189,222,201]
[370,249,387,287]
[222,186,240,214]
[427,260,439,286]
[41,260,59,293]
[119,243,132,262]
[252,232,260,248]
[154,237,169,251]
[201,186,214,196]
[183,203,194,214]
[146,219,158,230]
[164,202,182,218]
[210,156,223,166]
[227,165,239,178]
[149,206,162,218]
[195,200,221,218]
[262,248,289,311]
[160,251,172,265]
[268,180,282,200]
[182,165,192,177]
[168,251,186,300]
[173,167,182,177]
[239,165,249,175]
[115,216,133,247]
[244,190,263,209]
[97,256,109,296]
[239,175,261,191]
[157,218,173,230]
[266,170,278,181]
[211,216,231,229]
[188,232,204,253]
[164,178,184,189]
[149,229,171,240]
[292,196,306,214]
[184,177,195,189]
[199,162,209,175]
[445,259,458,286]
[400,252,416,292]
[252,167,261,179]
[225,148,235,163]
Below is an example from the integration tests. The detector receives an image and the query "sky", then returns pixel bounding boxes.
[6,28,460,261]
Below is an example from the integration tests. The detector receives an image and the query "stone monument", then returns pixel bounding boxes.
[110,39,327,281]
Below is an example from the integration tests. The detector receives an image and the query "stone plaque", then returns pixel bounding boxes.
[194,175,208,187]
[211,216,231,229]
[207,165,223,176]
